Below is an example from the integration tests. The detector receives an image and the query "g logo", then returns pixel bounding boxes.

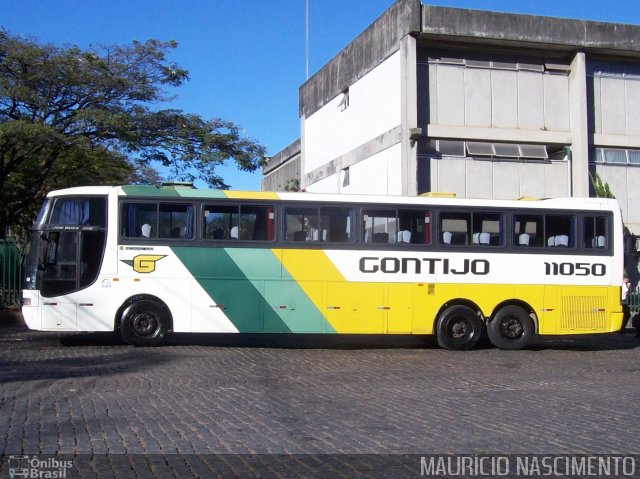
[122,255,166,273]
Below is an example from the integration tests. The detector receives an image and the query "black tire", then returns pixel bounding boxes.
[119,300,169,347]
[487,305,534,350]
[436,305,483,351]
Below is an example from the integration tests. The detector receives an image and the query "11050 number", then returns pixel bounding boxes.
[544,262,606,276]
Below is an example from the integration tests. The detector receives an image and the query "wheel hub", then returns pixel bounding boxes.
[500,317,523,340]
[451,319,468,339]
[133,313,158,336]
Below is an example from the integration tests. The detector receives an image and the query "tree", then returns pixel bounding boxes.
[589,171,615,199]
[0,31,266,236]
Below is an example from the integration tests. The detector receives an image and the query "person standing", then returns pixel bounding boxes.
[621,274,631,333]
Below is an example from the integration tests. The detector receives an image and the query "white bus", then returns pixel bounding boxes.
[22,184,625,349]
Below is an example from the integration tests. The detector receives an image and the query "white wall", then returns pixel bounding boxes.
[341,145,403,196]
[303,174,338,193]
[340,144,402,195]
[303,146,403,196]
[303,51,402,175]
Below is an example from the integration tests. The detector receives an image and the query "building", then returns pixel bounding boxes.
[262,0,640,261]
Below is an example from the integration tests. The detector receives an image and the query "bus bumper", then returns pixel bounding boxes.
[21,291,40,330]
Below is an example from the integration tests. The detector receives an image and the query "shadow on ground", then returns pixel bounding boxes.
[3,307,639,351]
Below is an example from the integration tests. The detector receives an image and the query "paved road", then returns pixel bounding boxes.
[1,311,639,478]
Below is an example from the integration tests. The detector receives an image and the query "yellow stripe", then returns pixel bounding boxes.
[275,249,343,319]
[224,190,280,200]
[277,249,344,283]
[278,250,410,333]
[276,249,622,335]
[277,249,361,332]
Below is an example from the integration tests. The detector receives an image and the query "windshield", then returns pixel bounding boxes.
[23,232,43,291]
[23,195,108,295]
[33,198,52,230]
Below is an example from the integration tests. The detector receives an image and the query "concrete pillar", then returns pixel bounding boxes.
[568,51,590,197]
[400,35,418,196]
[299,116,307,189]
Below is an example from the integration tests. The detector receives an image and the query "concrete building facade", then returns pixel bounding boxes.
[262,0,640,243]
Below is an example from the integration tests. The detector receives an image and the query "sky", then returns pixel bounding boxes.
[3,0,640,190]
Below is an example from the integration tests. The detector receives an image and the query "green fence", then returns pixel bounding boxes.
[0,239,25,308]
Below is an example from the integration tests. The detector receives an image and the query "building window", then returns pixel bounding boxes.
[426,54,567,75]
[466,142,548,159]
[338,89,349,111]
[419,140,465,157]
[588,60,640,79]
[595,148,640,165]
[341,167,350,187]
[519,144,548,159]
[493,143,521,157]
[438,140,465,156]
[420,140,550,160]
[466,142,495,156]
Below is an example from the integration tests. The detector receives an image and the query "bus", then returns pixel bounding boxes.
[21,183,625,350]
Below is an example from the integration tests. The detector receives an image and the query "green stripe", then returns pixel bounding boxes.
[121,185,227,198]
[226,249,334,333]
[171,247,331,333]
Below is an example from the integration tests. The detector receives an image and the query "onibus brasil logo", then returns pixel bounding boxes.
[8,455,73,478]
[121,254,166,273]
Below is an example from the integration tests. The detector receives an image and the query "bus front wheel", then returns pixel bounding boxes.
[487,305,534,350]
[436,305,483,351]
[120,300,169,347]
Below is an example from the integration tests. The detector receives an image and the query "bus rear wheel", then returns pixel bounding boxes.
[436,305,483,351]
[487,305,534,350]
[120,300,169,347]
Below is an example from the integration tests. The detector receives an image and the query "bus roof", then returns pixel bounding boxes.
[45,184,620,212]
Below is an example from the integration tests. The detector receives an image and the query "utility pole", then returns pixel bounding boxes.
[306,0,309,80]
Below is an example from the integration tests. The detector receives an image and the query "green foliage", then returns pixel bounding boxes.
[284,178,300,192]
[0,31,265,236]
[589,171,615,199]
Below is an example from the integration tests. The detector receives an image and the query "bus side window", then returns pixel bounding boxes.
[472,212,502,246]
[120,202,197,239]
[584,215,607,249]
[363,209,396,244]
[285,207,317,242]
[121,202,157,238]
[545,215,574,248]
[204,204,276,241]
[204,205,237,240]
[158,204,194,239]
[320,207,352,242]
[440,212,470,245]
[513,214,543,247]
[50,197,106,227]
[240,205,275,241]
[397,209,432,245]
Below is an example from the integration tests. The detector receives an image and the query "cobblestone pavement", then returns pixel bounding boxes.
[1,311,640,478]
